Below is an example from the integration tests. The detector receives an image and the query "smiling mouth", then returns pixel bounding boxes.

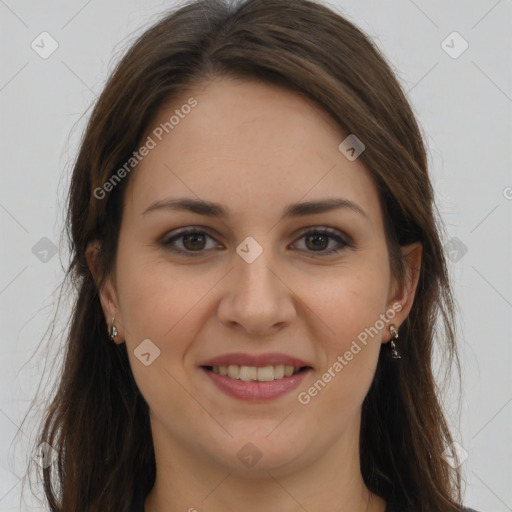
[202,364,311,382]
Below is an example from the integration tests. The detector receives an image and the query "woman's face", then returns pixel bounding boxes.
[99,76,418,476]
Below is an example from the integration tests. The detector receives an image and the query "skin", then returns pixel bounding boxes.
[87,76,421,512]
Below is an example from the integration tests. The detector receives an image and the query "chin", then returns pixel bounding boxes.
[209,436,309,476]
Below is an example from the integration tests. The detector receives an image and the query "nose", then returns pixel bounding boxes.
[217,246,297,336]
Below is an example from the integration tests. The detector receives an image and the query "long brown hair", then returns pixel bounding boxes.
[27,0,463,510]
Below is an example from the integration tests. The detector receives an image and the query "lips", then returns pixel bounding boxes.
[199,352,313,401]
[200,352,313,369]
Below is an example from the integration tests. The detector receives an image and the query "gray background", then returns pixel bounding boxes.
[1,0,511,510]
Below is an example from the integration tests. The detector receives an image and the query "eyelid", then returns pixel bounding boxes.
[290,226,351,256]
[160,226,222,257]
[160,225,352,257]
[160,225,219,243]
[292,225,352,245]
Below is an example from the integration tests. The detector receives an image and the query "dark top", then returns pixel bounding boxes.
[386,508,480,512]
[134,491,481,512]
[385,496,480,512]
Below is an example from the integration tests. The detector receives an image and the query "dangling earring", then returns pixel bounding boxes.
[110,317,118,340]
[389,324,401,359]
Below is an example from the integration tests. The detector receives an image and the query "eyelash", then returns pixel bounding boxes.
[160,226,351,258]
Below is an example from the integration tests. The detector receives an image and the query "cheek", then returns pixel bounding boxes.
[305,264,390,344]
[296,267,389,409]
[115,245,207,339]
[114,253,204,412]
[114,249,227,390]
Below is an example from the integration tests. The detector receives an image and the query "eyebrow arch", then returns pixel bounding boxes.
[142,197,368,220]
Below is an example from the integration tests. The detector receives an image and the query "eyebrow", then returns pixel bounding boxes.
[142,197,368,220]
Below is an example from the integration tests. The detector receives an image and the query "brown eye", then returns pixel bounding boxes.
[293,227,350,256]
[305,232,330,251]
[161,228,219,257]
[161,226,350,258]
[181,232,207,251]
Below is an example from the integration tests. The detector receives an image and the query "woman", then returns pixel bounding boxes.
[32,0,480,511]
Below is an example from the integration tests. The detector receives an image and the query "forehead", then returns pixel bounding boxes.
[123,77,381,226]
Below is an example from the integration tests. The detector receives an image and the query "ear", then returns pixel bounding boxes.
[85,240,124,344]
[384,242,422,342]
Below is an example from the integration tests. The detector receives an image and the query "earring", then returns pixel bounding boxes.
[109,317,118,340]
[389,324,401,359]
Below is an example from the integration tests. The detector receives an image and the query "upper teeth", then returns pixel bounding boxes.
[211,364,300,381]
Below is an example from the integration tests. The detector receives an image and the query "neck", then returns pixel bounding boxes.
[144,414,387,512]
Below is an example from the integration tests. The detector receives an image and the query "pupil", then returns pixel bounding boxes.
[307,234,327,251]
[183,233,205,250]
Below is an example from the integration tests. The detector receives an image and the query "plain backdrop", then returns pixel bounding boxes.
[1,1,511,511]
